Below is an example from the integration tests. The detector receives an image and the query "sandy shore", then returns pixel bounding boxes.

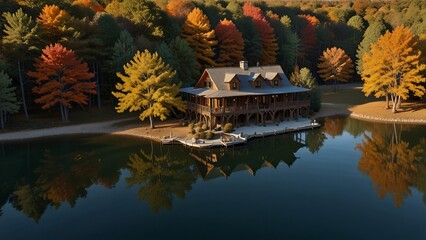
[0,101,424,142]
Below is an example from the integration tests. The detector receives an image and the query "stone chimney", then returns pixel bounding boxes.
[239,60,248,70]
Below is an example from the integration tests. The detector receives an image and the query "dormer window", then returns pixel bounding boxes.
[232,82,237,90]
[204,81,211,88]
[274,80,278,86]
[255,80,261,88]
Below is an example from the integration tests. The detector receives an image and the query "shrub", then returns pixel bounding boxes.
[191,128,196,134]
[188,123,194,132]
[223,123,233,133]
[206,131,213,140]
[195,126,203,133]
[199,131,206,139]
[193,133,200,139]
[201,123,208,131]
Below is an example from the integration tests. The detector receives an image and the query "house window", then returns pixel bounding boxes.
[204,81,211,88]
[232,82,237,90]
[255,80,261,88]
[274,80,279,86]
[227,98,232,106]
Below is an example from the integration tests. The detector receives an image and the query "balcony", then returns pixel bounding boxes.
[187,100,310,116]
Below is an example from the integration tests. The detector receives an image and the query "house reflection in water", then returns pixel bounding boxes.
[190,132,306,180]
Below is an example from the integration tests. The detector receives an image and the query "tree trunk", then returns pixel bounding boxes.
[149,115,155,129]
[397,96,402,109]
[94,63,101,110]
[64,105,68,121]
[385,94,390,109]
[60,104,65,121]
[0,110,4,129]
[391,94,397,113]
[18,61,29,120]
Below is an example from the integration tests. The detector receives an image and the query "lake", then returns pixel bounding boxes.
[0,116,425,240]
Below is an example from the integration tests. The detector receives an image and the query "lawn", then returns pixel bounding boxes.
[319,83,381,105]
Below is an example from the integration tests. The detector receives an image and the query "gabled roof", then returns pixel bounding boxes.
[181,65,309,98]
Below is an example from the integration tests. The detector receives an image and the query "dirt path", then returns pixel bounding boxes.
[1,100,425,142]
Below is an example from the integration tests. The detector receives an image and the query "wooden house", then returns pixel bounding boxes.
[180,61,311,128]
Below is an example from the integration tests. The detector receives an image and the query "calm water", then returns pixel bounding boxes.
[0,117,425,240]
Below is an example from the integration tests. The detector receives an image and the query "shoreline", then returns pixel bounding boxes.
[1,102,425,142]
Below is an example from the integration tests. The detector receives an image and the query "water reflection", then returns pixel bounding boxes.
[126,142,197,213]
[356,124,426,207]
[0,118,425,223]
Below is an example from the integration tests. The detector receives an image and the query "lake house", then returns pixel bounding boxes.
[180,61,311,128]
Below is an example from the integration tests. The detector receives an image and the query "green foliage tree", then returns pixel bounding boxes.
[2,8,39,120]
[112,50,186,129]
[0,71,20,129]
[155,41,179,84]
[169,36,198,87]
[356,20,387,75]
[234,16,262,66]
[290,66,321,112]
[109,30,137,74]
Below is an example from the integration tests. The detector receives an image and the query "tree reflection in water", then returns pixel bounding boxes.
[126,142,197,213]
[356,124,425,207]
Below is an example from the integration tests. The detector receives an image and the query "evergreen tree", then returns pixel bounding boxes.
[0,71,20,129]
[169,36,198,87]
[109,30,137,74]
[234,16,262,67]
[181,7,217,70]
[356,20,387,75]
[155,41,178,84]
[112,50,186,129]
[243,2,278,65]
[2,8,39,120]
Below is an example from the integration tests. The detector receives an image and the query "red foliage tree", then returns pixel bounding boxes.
[28,43,96,121]
[215,19,244,67]
[243,2,278,65]
[73,0,105,12]
[297,14,318,63]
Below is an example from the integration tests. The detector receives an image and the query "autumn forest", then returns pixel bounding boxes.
[0,0,425,127]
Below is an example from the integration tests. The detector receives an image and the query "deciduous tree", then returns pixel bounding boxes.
[2,8,39,120]
[37,4,72,42]
[112,50,186,129]
[243,2,278,65]
[215,19,244,67]
[165,0,195,21]
[181,7,217,70]
[72,0,105,12]
[362,26,426,113]
[0,71,20,129]
[28,43,96,121]
[318,47,354,89]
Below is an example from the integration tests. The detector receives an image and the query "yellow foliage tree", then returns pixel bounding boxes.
[362,26,426,113]
[112,50,186,129]
[181,7,217,70]
[37,4,71,41]
[317,47,354,90]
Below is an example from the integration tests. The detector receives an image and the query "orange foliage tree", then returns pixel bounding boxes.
[37,4,71,42]
[215,19,244,67]
[317,47,354,89]
[28,43,95,121]
[181,7,217,70]
[72,0,105,12]
[166,0,195,21]
[243,1,278,65]
[356,125,423,207]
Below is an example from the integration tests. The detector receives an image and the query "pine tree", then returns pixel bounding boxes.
[155,41,179,84]
[112,50,186,129]
[317,47,354,89]
[2,8,39,120]
[290,67,316,89]
[28,43,96,121]
[356,20,387,75]
[0,71,20,129]
[243,2,278,65]
[169,36,198,87]
[234,16,262,66]
[181,7,217,70]
[362,26,426,113]
[215,19,244,67]
[297,14,318,65]
[109,30,137,74]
